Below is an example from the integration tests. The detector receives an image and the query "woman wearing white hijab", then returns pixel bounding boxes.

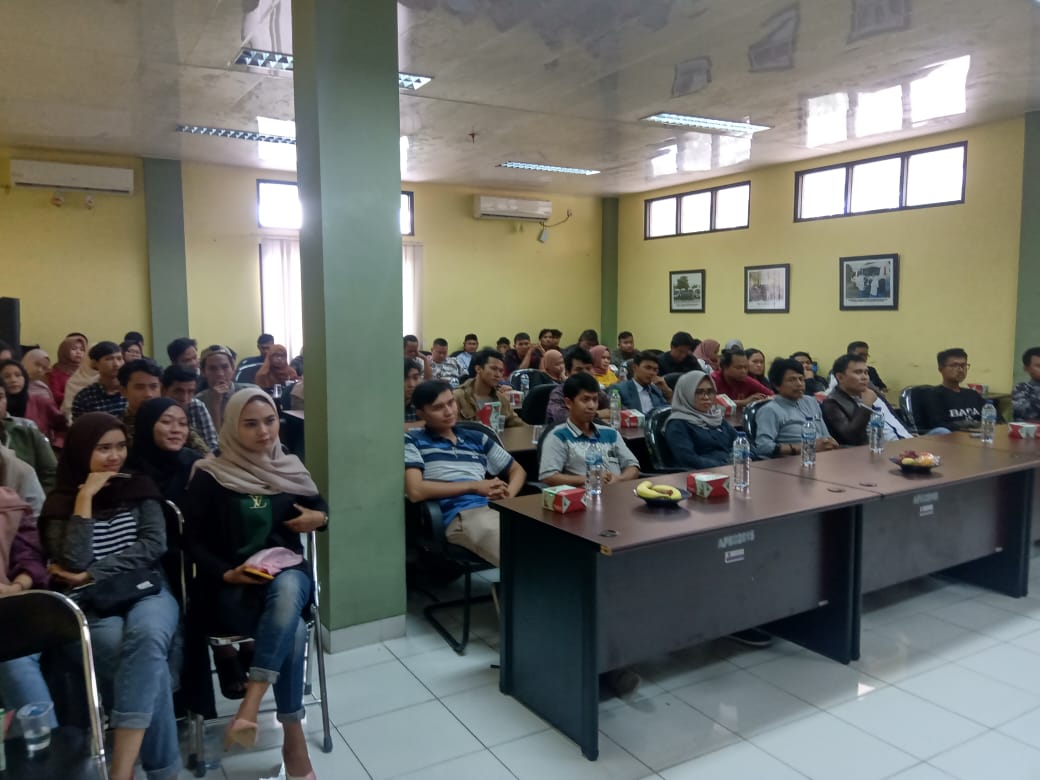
[183,389,327,780]
[663,371,741,469]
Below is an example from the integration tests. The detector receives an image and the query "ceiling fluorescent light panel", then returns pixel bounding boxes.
[498,161,600,176]
[643,113,771,135]
[232,47,433,91]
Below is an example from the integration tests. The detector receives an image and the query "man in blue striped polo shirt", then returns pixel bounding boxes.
[404,380,526,567]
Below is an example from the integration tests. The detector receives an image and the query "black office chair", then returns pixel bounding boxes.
[662,372,682,390]
[234,364,260,384]
[0,591,107,780]
[743,398,771,444]
[509,369,554,391]
[520,383,555,425]
[899,385,935,435]
[644,407,680,472]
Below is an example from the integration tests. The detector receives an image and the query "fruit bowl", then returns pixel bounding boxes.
[890,451,942,474]
[634,488,691,507]
[633,480,690,507]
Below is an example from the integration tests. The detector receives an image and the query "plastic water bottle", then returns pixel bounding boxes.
[868,409,885,453]
[519,372,530,398]
[981,402,997,444]
[489,401,503,433]
[732,432,751,491]
[800,417,817,468]
[609,388,622,429]
[584,444,604,496]
[617,363,628,382]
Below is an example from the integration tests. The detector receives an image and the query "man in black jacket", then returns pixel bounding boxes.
[822,354,910,445]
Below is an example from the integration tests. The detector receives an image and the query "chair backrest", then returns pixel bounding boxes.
[662,372,682,390]
[235,363,260,384]
[900,384,934,434]
[743,398,771,443]
[535,422,564,469]
[644,406,676,471]
[453,420,502,447]
[520,383,555,425]
[509,369,541,390]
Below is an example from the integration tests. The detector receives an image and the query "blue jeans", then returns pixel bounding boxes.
[90,587,181,780]
[0,654,58,734]
[248,569,312,722]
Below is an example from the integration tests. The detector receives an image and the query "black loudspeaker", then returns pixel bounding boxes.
[0,297,21,354]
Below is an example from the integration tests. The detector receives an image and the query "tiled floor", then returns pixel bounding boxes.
[176,557,1040,779]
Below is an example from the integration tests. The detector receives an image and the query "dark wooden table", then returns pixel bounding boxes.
[493,470,877,760]
[754,436,1034,600]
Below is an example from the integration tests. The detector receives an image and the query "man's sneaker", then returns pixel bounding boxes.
[603,667,641,698]
[726,628,774,647]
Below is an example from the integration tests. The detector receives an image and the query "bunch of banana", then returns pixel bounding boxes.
[636,480,682,501]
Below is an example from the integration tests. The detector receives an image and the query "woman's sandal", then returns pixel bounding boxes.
[224,718,259,750]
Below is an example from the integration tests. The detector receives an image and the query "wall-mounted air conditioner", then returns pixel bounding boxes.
[9,159,135,195]
[473,195,552,222]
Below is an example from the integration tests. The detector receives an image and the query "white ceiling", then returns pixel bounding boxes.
[0,0,1037,195]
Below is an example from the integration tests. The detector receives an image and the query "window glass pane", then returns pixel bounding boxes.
[400,192,414,235]
[850,157,901,213]
[714,183,750,229]
[679,192,711,233]
[257,181,302,229]
[905,145,965,206]
[799,168,846,219]
[647,197,678,237]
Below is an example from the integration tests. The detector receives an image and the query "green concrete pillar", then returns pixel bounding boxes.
[292,0,405,649]
[1014,112,1040,385]
[601,197,619,346]
[143,159,189,355]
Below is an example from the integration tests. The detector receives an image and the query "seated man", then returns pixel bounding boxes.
[404,335,431,379]
[711,349,773,410]
[615,351,672,412]
[847,340,888,394]
[1012,347,1040,421]
[404,380,526,567]
[404,359,421,421]
[454,333,480,375]
[495,337,510,355]
[921,348,997,431]
[161,364,218,451]
[503,332,542,375]
[236,333,274,384]
[790,351,828,395]
[563,329,599,354]
[428,338,462,385]
[822,354,910,446]
[120,339,143,362]
[656,331,701,375]
[196,345,256,431]
[453,349,523,427]
[71,341,127,420]
[121,359,208,453]
[539,373,640,486]
[753,358,839,459]
[536,328,556,355]
[611,331,638,368]
[545,348,610,425]
[166,336,200,374]
[0,385,56,492]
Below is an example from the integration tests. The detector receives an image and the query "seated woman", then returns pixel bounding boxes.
[0,486,58,735]
[791,351,829,394]
[694,339,722,374]
[745,348,774,391]
[40,413,180,780]
[182,390,327,780]
[127,398,203,505]
[541,349,565,383]
[254,344,299,390]
[48,334,87,409]
[590,346,619,387]
[663,371,739,469]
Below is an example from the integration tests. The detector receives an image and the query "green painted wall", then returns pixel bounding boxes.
[143,158,189,354]
[1014,111,1040,383]
[601,197,619,346]
[292,0,405,630]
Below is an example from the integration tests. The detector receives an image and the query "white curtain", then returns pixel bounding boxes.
[259,237,303,358]
[402,242,423,341]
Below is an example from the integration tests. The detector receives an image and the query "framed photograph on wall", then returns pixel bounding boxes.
[744,263,790,313]
[839,253,899,310]
[669,269,706,313]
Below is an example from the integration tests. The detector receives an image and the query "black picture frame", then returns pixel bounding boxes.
[839,254,899,310]
[744,263,790,313]
[669,269,706,313]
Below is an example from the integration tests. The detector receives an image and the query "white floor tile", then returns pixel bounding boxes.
[599,677,670,713]
[659,740,807,779]
[382,615,461,660]
[885,763,957,779]
[746,652,886,708]
[870,614,999,661]
[672,668,818,738]
[850,629,949,684]
[861,582,971,628]
[1010,627,1040,656]
[318,641,396,677]
[339,700,483,779]
[491,729,651,780]
[956,643,1040,696]
[597,692,739,771]
[400,641,500,697]
[441,682,550,747]
[634,645,739,691]
[929,730,1040,779]
[710,636,805,669]
[751,711,916,780]
[973,591,1040,619]
[897,664,1040,727]
[828,686,985,759]
[220,728,369,780]
[928,600,1040,641]
[394,748,516,779]
[997,704,1040,750]
[324,659,433,726]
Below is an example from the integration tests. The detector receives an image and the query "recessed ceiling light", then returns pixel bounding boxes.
[642,113,771,135]
[498,161,601,176]
[176,124,296,144]
[233,47,433,90]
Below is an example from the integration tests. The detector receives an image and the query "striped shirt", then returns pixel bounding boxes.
[404,426,513,524]
[538,420,639,479]
[90,508,139,560]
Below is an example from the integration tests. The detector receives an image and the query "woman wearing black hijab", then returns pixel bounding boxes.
[40,412,181,780]
[127,397,202,505]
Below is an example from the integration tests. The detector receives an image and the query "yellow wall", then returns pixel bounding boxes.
[0,148,150,355]
[619,119,1025,391]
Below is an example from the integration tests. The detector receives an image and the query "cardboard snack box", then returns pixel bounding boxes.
[620,409,645,428]
[687,471,731,499]
[541,485,588,513]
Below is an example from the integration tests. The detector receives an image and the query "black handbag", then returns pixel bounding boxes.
[74,568,162,617]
